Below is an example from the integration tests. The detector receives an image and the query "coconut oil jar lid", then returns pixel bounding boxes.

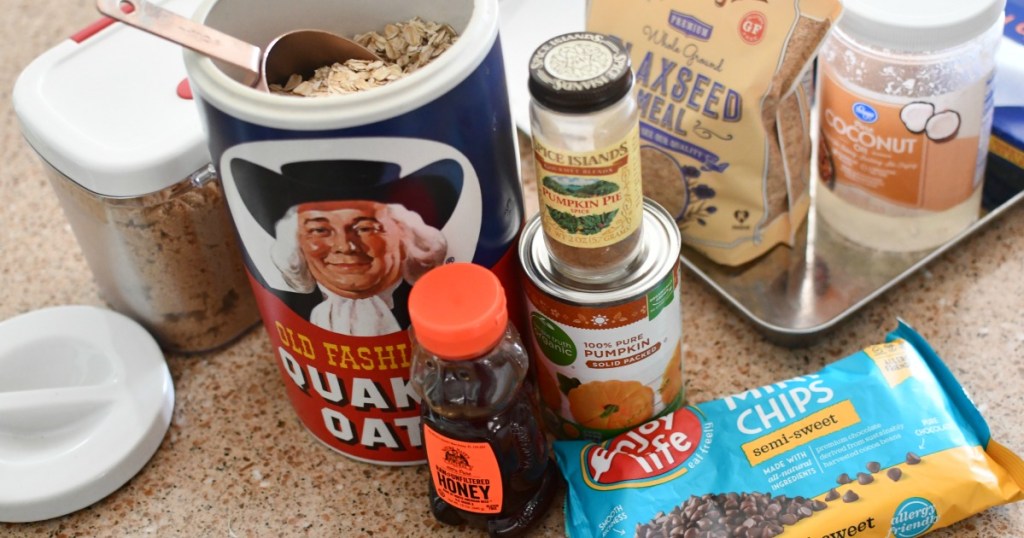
[12,0,208,197]
[837,0,1006,52]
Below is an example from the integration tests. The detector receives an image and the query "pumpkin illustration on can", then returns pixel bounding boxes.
[568,380,655,431]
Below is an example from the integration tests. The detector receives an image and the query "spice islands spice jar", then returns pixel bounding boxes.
[528,32,644,282]
[816,0,1005,251]
[408,263,559,536]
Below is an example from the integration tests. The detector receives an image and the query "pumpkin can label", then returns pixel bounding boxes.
[524,267,685,441]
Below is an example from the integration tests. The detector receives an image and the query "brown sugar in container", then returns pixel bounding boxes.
[13,2,259,353]
[528,32,644,283]
[519,199,684,441]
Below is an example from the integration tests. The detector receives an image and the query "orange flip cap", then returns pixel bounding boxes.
[408,263,508,360]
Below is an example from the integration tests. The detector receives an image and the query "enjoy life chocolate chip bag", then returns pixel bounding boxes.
[555,322,1024,537]
[587,0,842,266]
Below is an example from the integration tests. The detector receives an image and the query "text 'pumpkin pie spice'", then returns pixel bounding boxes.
[528,32,645,282]
[519,200,684,441]
[588,0,842,266]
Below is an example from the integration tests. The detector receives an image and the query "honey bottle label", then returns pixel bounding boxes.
[424,424,504,514]
[532,126,644,249]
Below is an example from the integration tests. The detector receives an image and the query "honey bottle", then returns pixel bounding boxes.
[409,263,559,536]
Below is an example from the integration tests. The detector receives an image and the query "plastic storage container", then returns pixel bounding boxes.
[816,0,1005,251]
[409,263,558,536]
[12,0,259,353]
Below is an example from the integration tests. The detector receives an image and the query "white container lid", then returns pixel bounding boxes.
[0,306,174,523]
[13,0,208,198]
[837,0,1006,52]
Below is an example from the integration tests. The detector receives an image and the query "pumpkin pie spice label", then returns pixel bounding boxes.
[532,126,643,249]
[524,268,685,441]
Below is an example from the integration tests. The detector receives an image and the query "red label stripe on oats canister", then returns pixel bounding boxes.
[519,199,684,441]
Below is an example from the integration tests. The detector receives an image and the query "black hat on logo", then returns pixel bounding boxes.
[230,157,464,235]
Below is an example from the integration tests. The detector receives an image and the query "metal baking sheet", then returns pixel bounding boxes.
[678,180,1024,347]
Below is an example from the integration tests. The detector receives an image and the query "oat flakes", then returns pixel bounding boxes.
[270,17,458,96]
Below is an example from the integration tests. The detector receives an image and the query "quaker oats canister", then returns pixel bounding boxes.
[183,0,523,465]
[519,200,684,441]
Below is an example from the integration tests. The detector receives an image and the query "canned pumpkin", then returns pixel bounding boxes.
[519,200,685,440]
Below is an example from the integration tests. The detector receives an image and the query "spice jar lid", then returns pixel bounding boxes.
[0,306,173,523]
[12,0,209,198]
[837,0,1006,52]
[408,263,509,360]
[528,32,633,113]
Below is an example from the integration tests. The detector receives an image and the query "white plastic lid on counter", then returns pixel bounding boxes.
[0,306,174,523]
[13,0,207,198]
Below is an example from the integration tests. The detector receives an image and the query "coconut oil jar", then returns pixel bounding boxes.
[816,0,1005,251]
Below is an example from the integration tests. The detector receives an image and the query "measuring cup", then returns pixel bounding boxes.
[96,0,381,91]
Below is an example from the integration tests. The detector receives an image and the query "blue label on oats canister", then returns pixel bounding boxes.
[183,0,522,465]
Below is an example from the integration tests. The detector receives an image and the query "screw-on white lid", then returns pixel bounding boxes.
[13,0,208,198]
[837,0,1006,52]
[0,306,173,523]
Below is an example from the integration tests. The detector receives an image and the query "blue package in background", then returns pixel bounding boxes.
[983,0,1024,209]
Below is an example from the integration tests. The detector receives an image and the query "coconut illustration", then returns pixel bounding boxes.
[925,110,961,142]
[899,101,935,134]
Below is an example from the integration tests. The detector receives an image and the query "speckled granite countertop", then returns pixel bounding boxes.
[2,2,1022,536]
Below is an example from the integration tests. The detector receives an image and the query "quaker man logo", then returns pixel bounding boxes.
[231,157,459,337]
[444,447,472,470]
[217,137,484,338]
[734,209,750,223]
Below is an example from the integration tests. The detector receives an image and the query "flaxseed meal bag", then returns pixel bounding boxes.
[588,0,842,266]
[555,321,1024,537]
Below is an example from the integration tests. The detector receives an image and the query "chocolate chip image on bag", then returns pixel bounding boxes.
[555,321,1024,537]
[588,0,842,266]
